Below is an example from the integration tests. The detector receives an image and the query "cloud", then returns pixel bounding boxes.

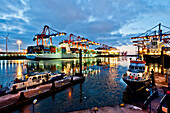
[0,23,24,34]
[0,0,170,53]
[0,0,30,23]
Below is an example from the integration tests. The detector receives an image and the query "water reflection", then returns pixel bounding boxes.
[0,57,169,113]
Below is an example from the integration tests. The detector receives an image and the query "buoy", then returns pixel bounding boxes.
[167,91,170,95]
[39,91,41,93]
[62,83,64,85]
[130,76,133,79]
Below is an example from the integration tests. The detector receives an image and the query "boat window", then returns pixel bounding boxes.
[143,67,145,70]
[131,66,134,69]
[135,66,138,69]
[42,75,44,78]
[139,67,143,70]
[32,77,37,80]
[38,76,41,79]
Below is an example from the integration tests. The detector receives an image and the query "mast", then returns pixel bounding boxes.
[158,23,162,41]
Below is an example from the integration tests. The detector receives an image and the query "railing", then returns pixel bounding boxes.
[157,94,167,112]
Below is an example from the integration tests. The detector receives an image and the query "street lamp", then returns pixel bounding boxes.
[17,40,22,52]
[33,99,37,113]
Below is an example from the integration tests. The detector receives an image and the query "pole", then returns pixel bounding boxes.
[19,43,20,52]
[161,50,164,75]
[79,49,82,76]
[138,45,139,55]
[33,104,34,113]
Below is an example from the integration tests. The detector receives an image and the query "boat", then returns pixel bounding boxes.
[130,23,170,66]
[49,73,66,81]
[8,71,65,91]
[122,59,151,91]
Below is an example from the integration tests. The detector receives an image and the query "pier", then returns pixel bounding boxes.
[0,76,85,113]
[0,52,26,60]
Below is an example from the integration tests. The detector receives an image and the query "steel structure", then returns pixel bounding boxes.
[33,25,66,46]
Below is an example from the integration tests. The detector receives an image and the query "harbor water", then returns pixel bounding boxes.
[0,57,167,113]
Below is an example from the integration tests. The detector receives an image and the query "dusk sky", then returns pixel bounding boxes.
[0,0,170,54]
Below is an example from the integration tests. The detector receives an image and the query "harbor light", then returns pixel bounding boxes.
[17,40,22,52]
[33,99,37,113]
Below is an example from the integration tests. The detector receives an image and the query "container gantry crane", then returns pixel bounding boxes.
[33,25,66,46]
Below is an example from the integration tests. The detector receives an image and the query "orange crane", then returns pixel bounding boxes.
[33,25,66,46]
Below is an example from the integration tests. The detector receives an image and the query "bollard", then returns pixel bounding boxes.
[79,49,83,77]
[18,92,26,101]
[12,85,18,94]
[51,80,55,89]
[71,76,73,83]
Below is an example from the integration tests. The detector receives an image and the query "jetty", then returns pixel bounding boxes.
[0,76,85,113]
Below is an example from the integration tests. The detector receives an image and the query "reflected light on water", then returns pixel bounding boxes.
[17,62,22,79]
[68,88,72,101]
[5,60,7,70]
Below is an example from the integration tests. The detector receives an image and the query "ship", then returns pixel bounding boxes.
[122,59,151,91]
[26,25,119,60]
[26,45,97,60]
[130,23,170,66]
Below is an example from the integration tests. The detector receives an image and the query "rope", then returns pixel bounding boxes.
[162,25,170,30]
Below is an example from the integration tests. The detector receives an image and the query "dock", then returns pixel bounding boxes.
[0,76,85,113]
[67,73,169,113]
[0,52,26,60]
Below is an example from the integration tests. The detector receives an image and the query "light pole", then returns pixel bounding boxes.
[33,99,37,113]
[17,40,22,52]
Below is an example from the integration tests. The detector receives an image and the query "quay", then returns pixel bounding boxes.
[0,76,85,113]
[0,52,26,60]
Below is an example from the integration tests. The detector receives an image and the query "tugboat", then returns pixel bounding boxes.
[122,59,151,91]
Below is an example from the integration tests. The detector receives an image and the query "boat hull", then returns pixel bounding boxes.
[123,77,151,91]
[26,53,97,60]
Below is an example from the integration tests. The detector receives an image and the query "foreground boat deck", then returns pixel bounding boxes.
[0,76,85,112]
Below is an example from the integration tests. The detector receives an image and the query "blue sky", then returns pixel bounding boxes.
[0,0,170,54]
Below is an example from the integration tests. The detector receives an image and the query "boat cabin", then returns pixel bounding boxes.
[127,60,147,80]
